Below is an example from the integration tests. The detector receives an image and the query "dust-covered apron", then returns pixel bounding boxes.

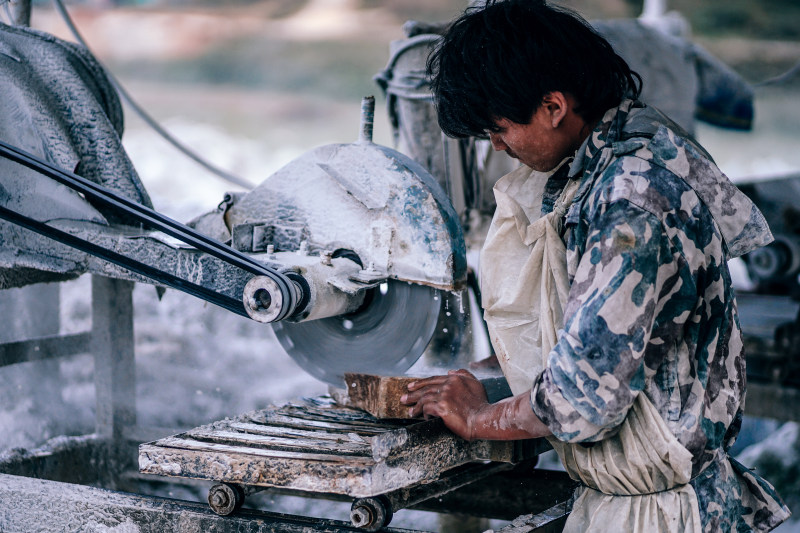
[480,162,702,532]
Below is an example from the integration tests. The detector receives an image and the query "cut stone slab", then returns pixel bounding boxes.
[343,373,418,419]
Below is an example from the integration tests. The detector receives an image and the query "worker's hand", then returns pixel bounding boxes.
[400,369,489,440]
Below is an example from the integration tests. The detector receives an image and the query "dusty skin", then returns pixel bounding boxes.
[401,369,552,441]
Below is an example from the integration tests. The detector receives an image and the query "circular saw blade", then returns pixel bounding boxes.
[272,281,440,386]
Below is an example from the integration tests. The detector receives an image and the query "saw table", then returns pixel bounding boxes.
[138,396,565,531]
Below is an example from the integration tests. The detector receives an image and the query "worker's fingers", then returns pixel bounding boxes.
[402,380,478,439]
[403,371,481,405]
[401,389,421,407]
[405,389,439,417]
[406,375,449,392]
[401,381,444,405]
[402,380,457,417]
[421,398,444,419]
[407,398,427,418]
[406,370,474,396]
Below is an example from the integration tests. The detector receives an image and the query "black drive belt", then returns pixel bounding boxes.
[0,139,298,321]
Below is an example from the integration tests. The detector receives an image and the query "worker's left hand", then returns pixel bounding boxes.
[400,369,489,440]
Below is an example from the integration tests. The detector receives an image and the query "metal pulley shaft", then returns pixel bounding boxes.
[242,275,303,323]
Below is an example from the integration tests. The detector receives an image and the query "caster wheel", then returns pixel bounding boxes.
[208,483,245,516]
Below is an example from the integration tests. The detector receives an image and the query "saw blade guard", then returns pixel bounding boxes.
[200,102,468,382]
[220,139,467,293]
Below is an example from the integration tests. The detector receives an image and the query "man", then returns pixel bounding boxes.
[399,1,789,531]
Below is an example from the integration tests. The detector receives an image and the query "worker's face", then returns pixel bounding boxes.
[488,93,585,172]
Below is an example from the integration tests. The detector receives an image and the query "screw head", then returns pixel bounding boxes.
[210,491,228,507]
[350,505,372,527]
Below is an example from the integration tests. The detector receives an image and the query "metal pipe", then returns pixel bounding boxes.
[358,96,375,143]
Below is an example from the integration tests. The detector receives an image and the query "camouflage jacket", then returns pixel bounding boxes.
[529,100,789,531]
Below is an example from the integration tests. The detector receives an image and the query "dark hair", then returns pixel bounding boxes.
[428,0,642,138]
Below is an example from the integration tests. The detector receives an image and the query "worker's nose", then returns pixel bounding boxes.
[489,132,507,152]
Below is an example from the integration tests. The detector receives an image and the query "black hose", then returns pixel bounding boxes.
[51,0,255,190]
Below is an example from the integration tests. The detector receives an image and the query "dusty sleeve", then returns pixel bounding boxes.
[531,198,679,443]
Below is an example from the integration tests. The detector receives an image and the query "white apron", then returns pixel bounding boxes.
[480,163,702,533]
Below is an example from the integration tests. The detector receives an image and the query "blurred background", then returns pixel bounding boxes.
[1,0,799,530]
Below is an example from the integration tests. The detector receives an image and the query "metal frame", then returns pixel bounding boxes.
[0,276,138,489]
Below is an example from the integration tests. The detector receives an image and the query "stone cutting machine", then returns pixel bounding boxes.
[0,96,466,387]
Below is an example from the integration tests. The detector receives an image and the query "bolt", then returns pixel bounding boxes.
[350,505,372,527]
[210,491,228,508]
[252,288,272,311]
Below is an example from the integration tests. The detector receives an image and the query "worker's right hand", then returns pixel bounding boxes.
[400,369,489,440]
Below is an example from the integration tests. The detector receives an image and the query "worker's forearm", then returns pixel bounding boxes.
[469,390,552,441]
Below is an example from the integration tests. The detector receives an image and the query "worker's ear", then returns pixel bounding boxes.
[542,91,569,129]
